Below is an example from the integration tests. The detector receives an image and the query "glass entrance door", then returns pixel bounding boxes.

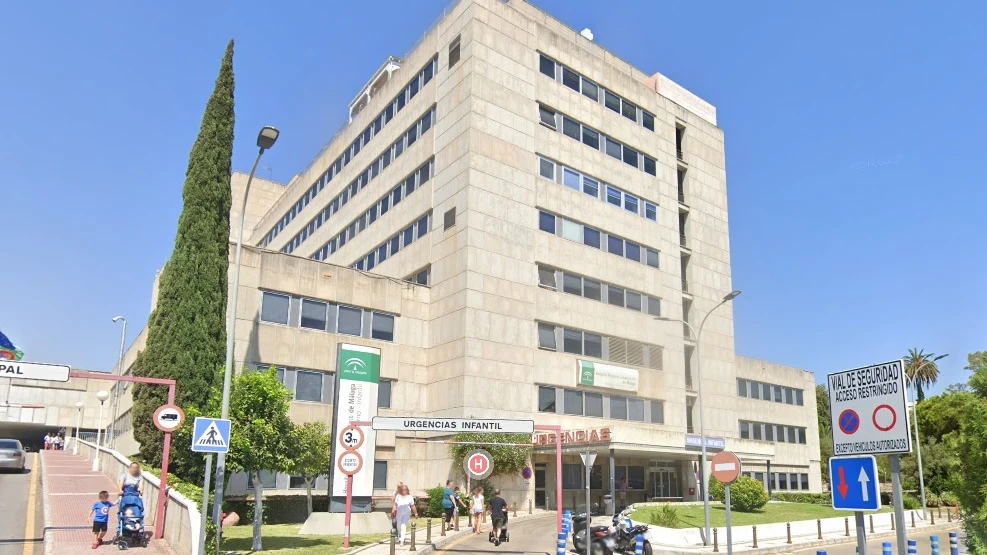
[535,464,547,508]
[649,469,680,499]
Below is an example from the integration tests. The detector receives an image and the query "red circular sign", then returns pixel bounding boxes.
[152,404,186,432]
[872,404,897,431]
[337,451,364,476]
[463,449,494,479]
[338,425,364,451]
[710,450,742,484]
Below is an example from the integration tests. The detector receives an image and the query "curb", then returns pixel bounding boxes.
[39,451,54,555]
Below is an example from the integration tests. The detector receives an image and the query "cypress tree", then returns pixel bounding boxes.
[132,40,235,465]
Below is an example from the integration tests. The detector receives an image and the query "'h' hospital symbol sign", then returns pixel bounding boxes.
[463,449,494,480]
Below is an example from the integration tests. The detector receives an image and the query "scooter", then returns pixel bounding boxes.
[609,517,652,555]
[572,513,612,552]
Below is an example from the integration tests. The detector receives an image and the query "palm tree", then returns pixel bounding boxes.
[903,348,948,402]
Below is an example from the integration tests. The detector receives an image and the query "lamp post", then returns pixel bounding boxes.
[108,316,126,449]
[907,354,947,520]
[213,125,280,546]
[656,290,740,546]
[73,401,85,455]
[92,390,110,472]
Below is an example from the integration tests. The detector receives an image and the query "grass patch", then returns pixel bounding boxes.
[631,503,892,529]
[222,524,387,555]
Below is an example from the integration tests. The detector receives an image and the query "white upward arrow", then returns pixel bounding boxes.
[858,467,871,502]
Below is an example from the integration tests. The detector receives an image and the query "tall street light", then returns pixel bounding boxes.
[213,125,280,544]
[108,316,127,449]
[656,289,740,546]
[73,401,85,455]
[92,390,110,472]
[908,353,947,520]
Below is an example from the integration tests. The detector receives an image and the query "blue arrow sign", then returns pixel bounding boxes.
[829,455,880,511]
[190,417,231,454]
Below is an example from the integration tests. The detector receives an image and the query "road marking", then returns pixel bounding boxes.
[436,530,481,552]
[23,454,40,555]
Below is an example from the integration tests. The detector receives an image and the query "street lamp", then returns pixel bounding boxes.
[907,353,947,520]
[213,125,280,542]
[92,390,110,472]
[109,316,127,449]
[656,289,740,546]
[73,401,85,455]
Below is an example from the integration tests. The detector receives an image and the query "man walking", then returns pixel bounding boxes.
[489,489,508,547]
[441,480,457,531]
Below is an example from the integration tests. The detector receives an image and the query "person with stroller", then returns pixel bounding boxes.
[119,462,144,496]
[489,489,508,546]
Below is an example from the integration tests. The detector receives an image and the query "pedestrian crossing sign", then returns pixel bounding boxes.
[191,417,231,454]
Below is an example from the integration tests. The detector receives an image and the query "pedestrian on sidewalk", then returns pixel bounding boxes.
[392,484,418,546]
[470,487,485,535]
[453,486,467,527]
[120,462,144,496]
[442,480,457,530]
[89,490,114,549]
[618,477,628,511]
[489,489,508,546]
[43,433,50,450]
[390,482,405,537]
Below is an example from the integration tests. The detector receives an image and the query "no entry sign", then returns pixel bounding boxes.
[827,359,911,456]
[711,451,742,484]
[463,449,494,479]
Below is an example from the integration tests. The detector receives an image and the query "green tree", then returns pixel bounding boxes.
[288,422,333,517]
[226,367,295,551]
[957,351,987,552]
[132,40,236,465]
[904,348,947,402]
[816,385,833,484]
[448,432,531,478]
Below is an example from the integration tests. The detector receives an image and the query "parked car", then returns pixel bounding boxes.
[0,439,27,472]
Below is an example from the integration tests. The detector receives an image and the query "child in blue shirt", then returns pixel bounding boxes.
[89,490,114,549]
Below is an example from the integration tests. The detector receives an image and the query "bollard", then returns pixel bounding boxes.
[787,522,792,544]
[410,522,417,552]
[869,514,874,533]
[947,508,952,523]
[557,532,567,555]
[455,511,460,532]
[938,505,943,518]
[513,502,517,517]
[892,514,896,530]
[912,511,916,528]
[882,542,892,555]
[845,517,851,537]
[469,512,473,527]
[949,532,959,555]
[713,528,719,552]
[426,518,432,543]
[529,500,532,515]
[931,535,940,555]
[635,534,645,555]
[931,511,935,525]
[752,526,758,548]
[817,551,827,555]
[389,530,397,555]
[907,539,917,555]
[817,519,823,540]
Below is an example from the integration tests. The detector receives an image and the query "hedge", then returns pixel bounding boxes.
[774,492,831,505]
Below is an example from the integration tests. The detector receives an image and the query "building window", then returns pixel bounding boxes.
[449,35,461,67]
[378,380,392,408]
[583,279,601,301]
[247,471,277,489]
[337,306,363,336]
[585,392,604,417]
[563,328,583,354]
[540,158,555,179]
[581,78,599,102]
[610,396,627,420]
[260,292,290,325]
[584,333,602,358]
[539,54,555,78]
[627,398,645,422]
[538,323,557,350]
[562,67,580,91]
[538,386,556,413]
[539,106,557,129]
[607,286,625,307]
[650,400,664,424]
[738,379,748,397]
[373,461,388,490]
[371,313,395,341]
[539,211,556,233]
[801,474,809,490]
[583,227,600,249]
[563,463,583,490]
[645,202,657,221]
[539,266,557,289]
[295,371,324,402]
[288,475,309,489]
[564,389,583,416]
[300,299,328,330]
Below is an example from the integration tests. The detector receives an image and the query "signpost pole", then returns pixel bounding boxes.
[855,511,868,555]
[724,485,733,555]
[344,474,354,548]
[584,460,591,555]
[199,454,213,555]
[890,455,907,555]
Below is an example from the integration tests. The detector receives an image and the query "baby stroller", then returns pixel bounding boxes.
[487,513,509,543]
[112,492,149,549]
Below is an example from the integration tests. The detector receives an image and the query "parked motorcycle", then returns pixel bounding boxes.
[579,515,653,555]
[609,516,652,555]
[571,513,612,552]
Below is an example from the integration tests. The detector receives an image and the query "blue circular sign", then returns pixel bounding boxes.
[839,409,860,435]
[521,466,533,480]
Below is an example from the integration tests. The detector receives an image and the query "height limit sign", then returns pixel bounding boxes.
[828,359,911,456]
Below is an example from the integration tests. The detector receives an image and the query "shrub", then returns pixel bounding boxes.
[902,493,922,510]
[728,476,769,512]
[223,495,330,524]
[940,492,959,507]
[648,505,679,528]
[425,486,447,518]
[708,477,725,502]
[775,492,831,505]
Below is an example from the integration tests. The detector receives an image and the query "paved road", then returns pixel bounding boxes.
[0,454,43,555]
[791,527,965,555]
[437,516,556,554]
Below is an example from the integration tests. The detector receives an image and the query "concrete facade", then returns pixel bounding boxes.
[103,0,820,505]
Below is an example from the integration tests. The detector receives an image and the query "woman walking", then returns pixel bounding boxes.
[470,487,485,534]
[119,462,144,496]
[392,484,418,545]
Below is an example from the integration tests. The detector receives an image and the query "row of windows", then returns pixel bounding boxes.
[260,291,396,342]
[249,459,390,490]
[354,212,432,271]
[561,464,646,490]
[252,363,394,407]
[538,210,660,269]
[537,385,664,424]
[739,420,808,444]
[282,108,436,255]
[737,378,805,406]
[262,57,438,247]
[539,105,657,177]
[537,322,663,370]
[539,53,656,133]
[538,265,660,317]
[742,471,811,492]
[538,156,658,222]
[311,158,433,262]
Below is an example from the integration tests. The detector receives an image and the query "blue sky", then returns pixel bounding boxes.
[1,1,984,392]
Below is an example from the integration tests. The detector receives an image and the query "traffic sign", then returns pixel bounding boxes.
[580,451,597,468]
[337,451,364,476]
[372,416,534,434]
[338,425,365,451]
[830,455,880,511]
[711,451,742,484]
[0,361,70,382]
[190,417,231,454]
[153,404,186,432]
[827,360,911,456]
[463,449,494,479]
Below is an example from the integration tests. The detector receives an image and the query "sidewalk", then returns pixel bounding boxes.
[40,450,177,555]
